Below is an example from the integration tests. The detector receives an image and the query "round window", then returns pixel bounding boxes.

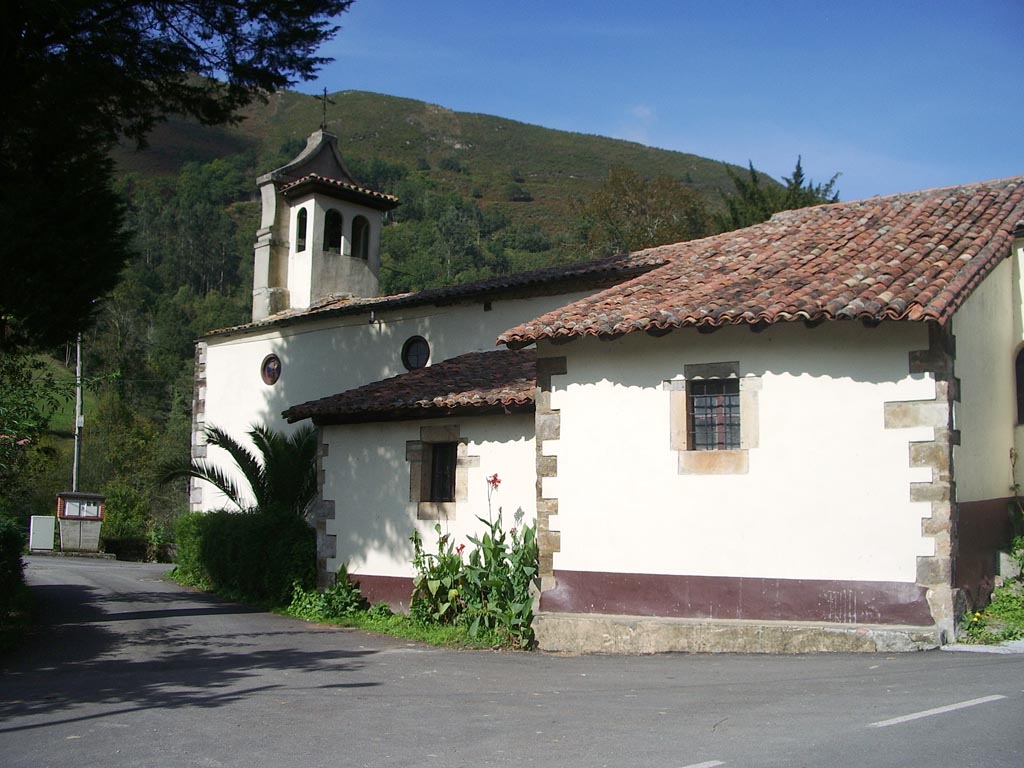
[260,354,282,385]
[401,336,430,371]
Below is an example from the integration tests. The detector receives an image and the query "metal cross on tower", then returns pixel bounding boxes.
[318,87,335,130]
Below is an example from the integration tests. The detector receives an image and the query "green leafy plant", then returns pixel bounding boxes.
[408,473,539,648]
[160,423,317,517]
[288,564,368,621]
[964,584,1024,644]
[462,512,538,647]
[964,534,1024,644]
[367,602,394,620]
[410,525,466,624]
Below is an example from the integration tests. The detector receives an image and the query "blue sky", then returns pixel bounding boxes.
[303,1,1023,201]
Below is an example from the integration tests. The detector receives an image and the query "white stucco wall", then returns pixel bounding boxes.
[542,322,937,584]
[1012,237,1024,488]
[286,193,383,307]
[287,200,315,308]
[322,414,536,578]
[197,291,591,510]
[951,257,1016,502]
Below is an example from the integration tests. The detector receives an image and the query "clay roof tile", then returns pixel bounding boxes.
[283,349,536,425]
[499,177,1024,347]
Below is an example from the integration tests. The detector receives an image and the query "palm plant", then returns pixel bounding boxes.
[162,423,318,517]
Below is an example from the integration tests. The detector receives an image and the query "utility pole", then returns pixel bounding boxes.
[72,333,83,492]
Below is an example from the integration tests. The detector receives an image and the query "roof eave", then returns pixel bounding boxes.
[507,312,953,348]
[280,177,400,211]
[293,400,536,426]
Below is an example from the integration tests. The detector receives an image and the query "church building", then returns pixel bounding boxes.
[194,129,1024,652]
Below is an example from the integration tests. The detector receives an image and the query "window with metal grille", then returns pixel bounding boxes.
[401,336,430,371]
[687,379,740,450]
[429,442,458,502]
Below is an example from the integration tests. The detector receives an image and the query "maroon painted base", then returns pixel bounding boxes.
[541,570,934,626]
[957,497,1016,606]
[351,573,415,613]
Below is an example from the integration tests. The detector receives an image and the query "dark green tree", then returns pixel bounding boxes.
[573,166,711,257]
[1,0,353,349]
[717,156,841,231]
[161,424,318,517]
[781,156,841,210]
[0,354,68,520]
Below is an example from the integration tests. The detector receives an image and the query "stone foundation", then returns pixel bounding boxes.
[535,612,940,655]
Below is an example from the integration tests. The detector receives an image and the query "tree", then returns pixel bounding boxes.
[0,354,68,520]
[161,423,318,517]
[780,156,841,210]
[1,0,353,350]
[573,166,711,257]
[717,156,840,231]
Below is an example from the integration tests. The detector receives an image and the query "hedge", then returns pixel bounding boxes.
[0,515,26,622]
[174,510,315,606]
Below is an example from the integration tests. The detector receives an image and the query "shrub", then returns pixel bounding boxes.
[409,473,539,648]
[146,521,175,563]
[173,511,209,588]
[463,513,538,647]
[100,481,149,539]
[288,564,367,621]
[101,536,149,561]
[964,536,1024,644]
[0,514,26,616]
[173,509,315,605]
[100,480,164,561]
[965,582,1024,644]
[410,524,466,624]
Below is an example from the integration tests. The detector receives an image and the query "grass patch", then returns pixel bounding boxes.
[285,574,519,650]
[286,607,509,650]
[963,534,1024,645]
[964,581,1024,645]
[166,563,214,594]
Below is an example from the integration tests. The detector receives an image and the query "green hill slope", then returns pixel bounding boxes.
[115,89,750,230]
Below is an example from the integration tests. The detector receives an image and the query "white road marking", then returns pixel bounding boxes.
[869,694,1006,728]
[678,762,725,768]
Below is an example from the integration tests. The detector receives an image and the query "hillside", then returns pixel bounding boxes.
[115,89,752,233]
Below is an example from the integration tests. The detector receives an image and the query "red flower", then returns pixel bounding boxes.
[487,473,501,489]
[456,543,465,556]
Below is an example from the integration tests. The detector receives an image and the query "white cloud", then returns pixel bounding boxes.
[615,104,656,144]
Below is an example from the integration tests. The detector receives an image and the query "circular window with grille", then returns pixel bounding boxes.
[401,336,430,371]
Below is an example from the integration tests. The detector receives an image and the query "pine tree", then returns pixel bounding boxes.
[717,157,841,231]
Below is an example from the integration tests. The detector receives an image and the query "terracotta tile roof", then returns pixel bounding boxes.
[279,173,400,209]
[205,251,666,338]
[284,349,536,425]
[498,177,1024,347]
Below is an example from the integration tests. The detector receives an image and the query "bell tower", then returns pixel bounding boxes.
[251,130,400,322]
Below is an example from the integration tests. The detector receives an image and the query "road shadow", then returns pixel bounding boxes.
[0,579,381,734]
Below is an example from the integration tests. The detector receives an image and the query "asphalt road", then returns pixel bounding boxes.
[1,556,1022,768]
